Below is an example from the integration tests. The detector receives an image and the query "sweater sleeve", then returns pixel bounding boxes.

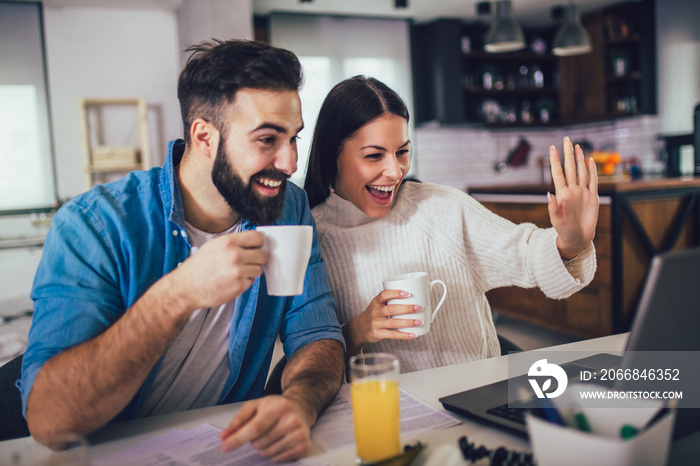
[415,184,596,299]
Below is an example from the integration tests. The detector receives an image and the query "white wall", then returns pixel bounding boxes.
[655,0,700,134]
[178,0,253,64]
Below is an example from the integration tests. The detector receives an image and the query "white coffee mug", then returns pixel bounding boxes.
[382,272,447,336]
[257,225,313,296]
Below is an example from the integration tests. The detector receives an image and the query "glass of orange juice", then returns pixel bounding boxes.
[349,353,401,464]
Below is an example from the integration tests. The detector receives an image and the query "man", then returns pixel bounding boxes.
[20,39,345,462]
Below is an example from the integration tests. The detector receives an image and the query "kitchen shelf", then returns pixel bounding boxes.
[465,87,558,96]
[603,0,656,117]
[462,51,556,62]
[607,72,642,82]
[79,97,152,189]
[607,34,641,46]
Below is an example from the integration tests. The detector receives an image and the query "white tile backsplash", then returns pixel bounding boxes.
[414,116,662,190]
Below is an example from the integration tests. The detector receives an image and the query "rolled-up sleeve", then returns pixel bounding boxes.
[21,201,124,414]
[278,190,345,358]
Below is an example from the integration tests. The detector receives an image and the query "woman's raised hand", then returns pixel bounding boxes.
[548,137,599,259]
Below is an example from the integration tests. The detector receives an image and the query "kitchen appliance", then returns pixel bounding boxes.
[659,102,700,178]
[659,133,692,177]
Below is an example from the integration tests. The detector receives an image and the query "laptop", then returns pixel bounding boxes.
[439,247,700,438]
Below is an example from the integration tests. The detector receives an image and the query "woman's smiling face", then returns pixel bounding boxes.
[333,113,411,218]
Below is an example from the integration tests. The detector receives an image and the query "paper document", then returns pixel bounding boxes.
[94,423,331,466]
[311,384,461,452]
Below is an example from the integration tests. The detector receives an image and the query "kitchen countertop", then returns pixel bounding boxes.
[468,176,700,194]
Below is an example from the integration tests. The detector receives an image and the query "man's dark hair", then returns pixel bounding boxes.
[303,75,410,209]
[177,39,303,143]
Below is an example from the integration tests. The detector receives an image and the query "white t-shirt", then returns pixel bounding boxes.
[138,219,242,417]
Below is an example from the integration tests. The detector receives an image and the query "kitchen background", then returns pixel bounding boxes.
[1,0,699,360]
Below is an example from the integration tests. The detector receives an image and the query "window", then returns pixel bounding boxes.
[269,14,414,187]
[0,1,57,214]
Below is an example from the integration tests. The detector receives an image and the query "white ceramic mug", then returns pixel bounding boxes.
[382,272,447,336]
[256,225,313,296]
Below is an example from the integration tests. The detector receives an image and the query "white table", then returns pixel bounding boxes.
[2,333,698,464]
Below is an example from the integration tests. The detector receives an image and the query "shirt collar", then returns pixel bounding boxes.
[160,139,258,233]
[161,139,187,229]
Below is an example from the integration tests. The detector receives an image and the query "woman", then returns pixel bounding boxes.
[304,76,598,373]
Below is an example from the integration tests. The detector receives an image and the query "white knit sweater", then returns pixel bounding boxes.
[312,182,596,373]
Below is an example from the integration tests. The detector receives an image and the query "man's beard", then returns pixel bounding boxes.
[211,142,289,226]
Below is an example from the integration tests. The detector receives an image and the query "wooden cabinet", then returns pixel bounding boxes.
[474,195,613,337]
[470,178,700,338]
[411,0,656,127]
[559,0,656,123]
[558,12,607,123]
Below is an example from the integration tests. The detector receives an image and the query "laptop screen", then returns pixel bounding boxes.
[624,247,700,352]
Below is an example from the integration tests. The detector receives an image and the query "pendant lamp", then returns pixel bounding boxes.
[552,1,593,56]
[484,1,525,53]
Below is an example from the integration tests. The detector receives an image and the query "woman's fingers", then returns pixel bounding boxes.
[384,304,422,316]
[588,156,599,194]
[563,137,577,185]
[549,144,566,193]
[575,143,588,187]
[377,289,409,304]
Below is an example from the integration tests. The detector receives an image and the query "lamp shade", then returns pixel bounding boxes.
[552,3,592,56]
[485,0,525,53]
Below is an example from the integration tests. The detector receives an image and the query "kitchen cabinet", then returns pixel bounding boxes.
[410,19,467,124]
[559,0,656,123]
[411,0,656,127]
[469,178,700,338]
[411,19,558,126]
[558,12,607,123]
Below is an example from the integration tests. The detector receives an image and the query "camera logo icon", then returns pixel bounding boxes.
[528,359,568,399]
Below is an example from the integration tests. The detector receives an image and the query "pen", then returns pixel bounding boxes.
[619,404,672,439]
[569,400,591,433]
[620,424,638,440]
[532,396,566,427]
[643,406,670,430]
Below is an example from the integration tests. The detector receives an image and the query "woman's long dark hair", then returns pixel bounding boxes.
[303,76,410,209]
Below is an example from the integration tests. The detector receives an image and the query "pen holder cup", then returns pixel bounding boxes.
[526,408,675,466]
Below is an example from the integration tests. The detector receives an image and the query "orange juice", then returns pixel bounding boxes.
[351,379,401,462]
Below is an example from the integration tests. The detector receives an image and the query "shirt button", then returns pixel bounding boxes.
[177,262,182,267]
[172,230,178,236]
[181,230,187,237]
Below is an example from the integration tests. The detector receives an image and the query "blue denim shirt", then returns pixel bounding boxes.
[20,139,344,421]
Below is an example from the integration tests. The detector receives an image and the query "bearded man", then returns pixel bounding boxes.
[19,39,344,462]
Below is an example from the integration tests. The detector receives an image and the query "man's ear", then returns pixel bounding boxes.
[190,118,219,159]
